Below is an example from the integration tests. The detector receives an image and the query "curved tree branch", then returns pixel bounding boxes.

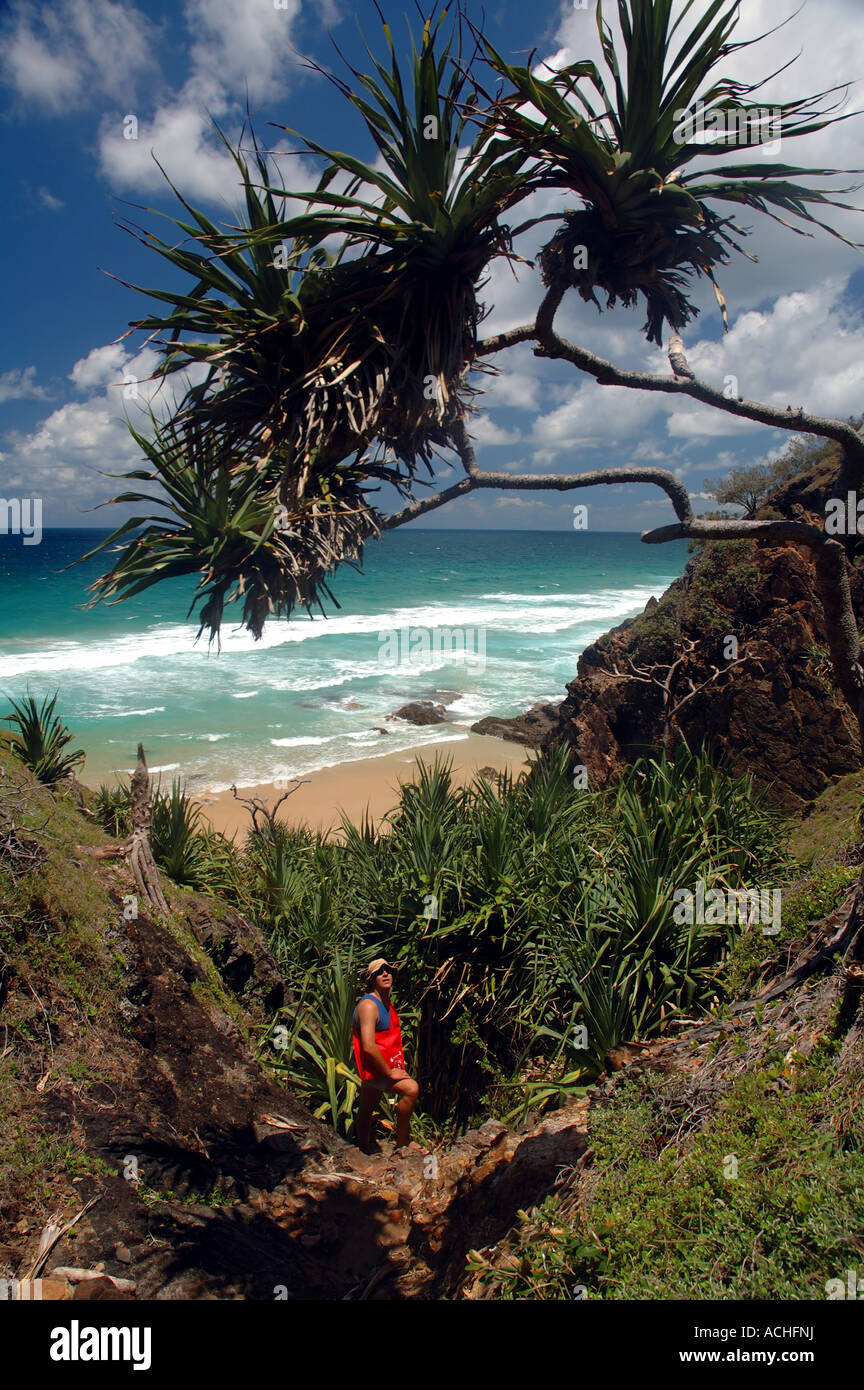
[642,517,826,545]
[377,421,864,746]
[535,327,864,464]
[380,475,475,530]
[812,539,864,718]
[478,293,864,471]
[476,323,539,355]
[380,420,694,530]
[452,415,693,519]
[472,464,694,519]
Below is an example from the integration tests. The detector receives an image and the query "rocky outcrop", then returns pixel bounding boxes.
[184,901,286,1017]
[390,701,448,725]
[461,463,864,803]
[471,702,560,748]
[15,1098,589,1301]
[543,539,862,808]
[462,457,864,807]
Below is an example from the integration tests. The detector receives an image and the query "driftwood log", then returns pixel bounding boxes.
[78,744,167,914]
[127,743,168,914]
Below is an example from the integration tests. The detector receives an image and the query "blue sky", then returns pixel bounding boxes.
[2,0,864,533]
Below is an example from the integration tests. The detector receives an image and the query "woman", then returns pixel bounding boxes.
[353,958,420,1153]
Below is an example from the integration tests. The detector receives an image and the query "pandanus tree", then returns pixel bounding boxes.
[87,0,864,738]
[477,0,861,342]
[88,10,532,638]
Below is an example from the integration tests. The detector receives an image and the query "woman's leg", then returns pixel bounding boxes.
[356,1083,379,1152]
[391,1077,420,1148]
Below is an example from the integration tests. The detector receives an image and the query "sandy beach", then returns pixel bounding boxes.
[194,732,530,839]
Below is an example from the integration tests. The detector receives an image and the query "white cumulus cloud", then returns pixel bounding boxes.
[0,366,49,403]
[1,0,159,112]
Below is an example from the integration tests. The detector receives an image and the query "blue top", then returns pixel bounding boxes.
[353,993,391,1033]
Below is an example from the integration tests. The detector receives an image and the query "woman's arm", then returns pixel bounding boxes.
[357,999,402,1080]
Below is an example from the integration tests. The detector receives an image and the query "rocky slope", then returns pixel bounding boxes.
[0,750,588,1300]
[548,540,862,808]
[464,872,864,1299]
[2,744,862,1300]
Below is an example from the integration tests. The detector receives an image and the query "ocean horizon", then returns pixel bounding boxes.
[1,528,689,792]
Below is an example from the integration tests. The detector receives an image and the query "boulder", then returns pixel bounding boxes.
[390,701,448,726]
[471,702,560,748]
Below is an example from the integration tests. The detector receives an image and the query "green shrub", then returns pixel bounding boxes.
[723,858,858,999]
[149,779,203,883]
[629,601,682,663]
[264,955,362,1138]
[93,781,132,837]
[240,745,785,1130]
[92,742,786,1139]
[2,693,85,786]
[466,1060,864,1299]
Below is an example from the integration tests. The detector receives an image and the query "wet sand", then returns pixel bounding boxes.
[195,733,531,839]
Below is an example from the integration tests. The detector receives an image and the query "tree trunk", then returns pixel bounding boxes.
[812,542,864,747]
[127,743,169,915]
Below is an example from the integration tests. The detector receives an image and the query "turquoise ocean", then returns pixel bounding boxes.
[0,530,688,792]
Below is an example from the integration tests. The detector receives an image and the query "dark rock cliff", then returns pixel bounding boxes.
[548,539,862,807]
[476,453,864,809]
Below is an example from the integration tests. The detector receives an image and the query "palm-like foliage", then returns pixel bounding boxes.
[2,694,85,786]
[267,8,533,446]
[343,750,595,1122]
[93,781,132,837]
[118,135,422,493]
[240,819,363,978]
[92,775,242,896]
[83,415,374,640]
[94,12,533,638]
[150,779,211,886]
[159,742,782,1130]
[547,748,785,1065]
[87,2,862,635]
[480,0,862,341]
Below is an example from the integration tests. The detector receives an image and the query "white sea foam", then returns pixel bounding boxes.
[266,661,375,692]
[0,586,661,679]
[204,727,473,793]
[269,735,332,747]
[446,693,491,718]
[481,591,591,602]
[90,706,165,718]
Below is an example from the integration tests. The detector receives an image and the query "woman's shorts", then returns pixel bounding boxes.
[361,1075,396,1092]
